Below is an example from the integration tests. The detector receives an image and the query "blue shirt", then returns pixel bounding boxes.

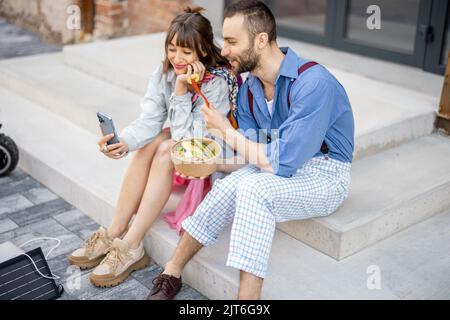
[237,47,355,178]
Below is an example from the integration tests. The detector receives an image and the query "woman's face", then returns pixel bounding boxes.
[167,33,200,76]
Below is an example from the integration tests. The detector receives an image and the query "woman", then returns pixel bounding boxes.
[68,7,240,288]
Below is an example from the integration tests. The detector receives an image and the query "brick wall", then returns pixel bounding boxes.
[93,0,129,38]
[0,0,222,44]
[127,0,192,36]
[92,0,192,39]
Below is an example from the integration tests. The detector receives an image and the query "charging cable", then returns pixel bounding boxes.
[18,237,61,280]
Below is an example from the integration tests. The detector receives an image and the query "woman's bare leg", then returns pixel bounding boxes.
[107,131,171,238]
[122,139,176,249]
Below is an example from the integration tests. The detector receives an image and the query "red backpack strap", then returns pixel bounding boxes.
[298,61,318,76]
[247,88,256,121]
[287,61,319,107]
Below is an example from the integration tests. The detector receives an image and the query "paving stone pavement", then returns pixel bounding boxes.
[0,168,207,300]
[0,18,60,59]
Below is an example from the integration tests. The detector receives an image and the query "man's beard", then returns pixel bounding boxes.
[233,45,260,74]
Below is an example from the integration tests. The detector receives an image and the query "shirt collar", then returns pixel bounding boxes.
[277,47,299,80]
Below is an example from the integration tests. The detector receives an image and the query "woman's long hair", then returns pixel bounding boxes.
[162,6,228,74]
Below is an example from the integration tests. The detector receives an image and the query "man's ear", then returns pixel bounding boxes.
[256,32,269,50]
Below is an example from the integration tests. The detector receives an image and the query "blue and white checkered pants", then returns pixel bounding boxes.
[182,155,351,278]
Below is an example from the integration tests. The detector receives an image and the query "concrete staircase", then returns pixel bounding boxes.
[1,33,448,299]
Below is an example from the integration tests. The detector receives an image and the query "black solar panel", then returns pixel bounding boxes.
[0,247,63,300]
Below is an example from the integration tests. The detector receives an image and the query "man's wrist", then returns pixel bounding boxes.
[224,129,240,149]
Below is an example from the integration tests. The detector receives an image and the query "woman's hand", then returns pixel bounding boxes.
[98,133,129,160]
[200,103,234,137]
[174,171,208,180]
[175,61,206,96]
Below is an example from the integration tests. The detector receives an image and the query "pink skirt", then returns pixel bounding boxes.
[163,173,211,236]
[161,127,212,235]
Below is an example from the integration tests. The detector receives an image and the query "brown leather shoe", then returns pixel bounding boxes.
[147,273,182,300]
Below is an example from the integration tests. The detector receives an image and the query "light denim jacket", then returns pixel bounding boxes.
[119,63,231,152]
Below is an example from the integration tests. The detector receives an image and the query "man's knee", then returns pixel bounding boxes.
[237,174,270,200]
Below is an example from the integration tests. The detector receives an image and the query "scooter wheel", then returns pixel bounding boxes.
[0,133,19,177]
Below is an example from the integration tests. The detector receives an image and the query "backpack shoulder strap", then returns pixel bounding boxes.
[298,61,318,76]
[287,61,319,108]
[247,87,255,122]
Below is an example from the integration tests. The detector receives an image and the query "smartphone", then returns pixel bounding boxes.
[97,112,120,145]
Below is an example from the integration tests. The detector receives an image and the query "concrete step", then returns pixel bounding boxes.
[0,52,436,162]
[0,53,141,136]
[278,133,450,259]
[2,86,449,299]
[63,34,166,95]
[0,52,446,261]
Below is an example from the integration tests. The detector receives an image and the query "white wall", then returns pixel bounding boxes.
[192,0,224,36]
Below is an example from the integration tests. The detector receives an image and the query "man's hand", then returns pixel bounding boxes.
[200,102,233,137]
[98,133,129,160]
[199,109,274,173]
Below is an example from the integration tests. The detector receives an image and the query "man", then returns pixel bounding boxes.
[148,0,354,300]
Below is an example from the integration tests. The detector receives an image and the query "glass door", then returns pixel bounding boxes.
[423,0,449,74]
[442,15,450,66]
[333,0,431,67]
[223,0,449,74]
[261,0,337,46]
[272,0,327,35]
